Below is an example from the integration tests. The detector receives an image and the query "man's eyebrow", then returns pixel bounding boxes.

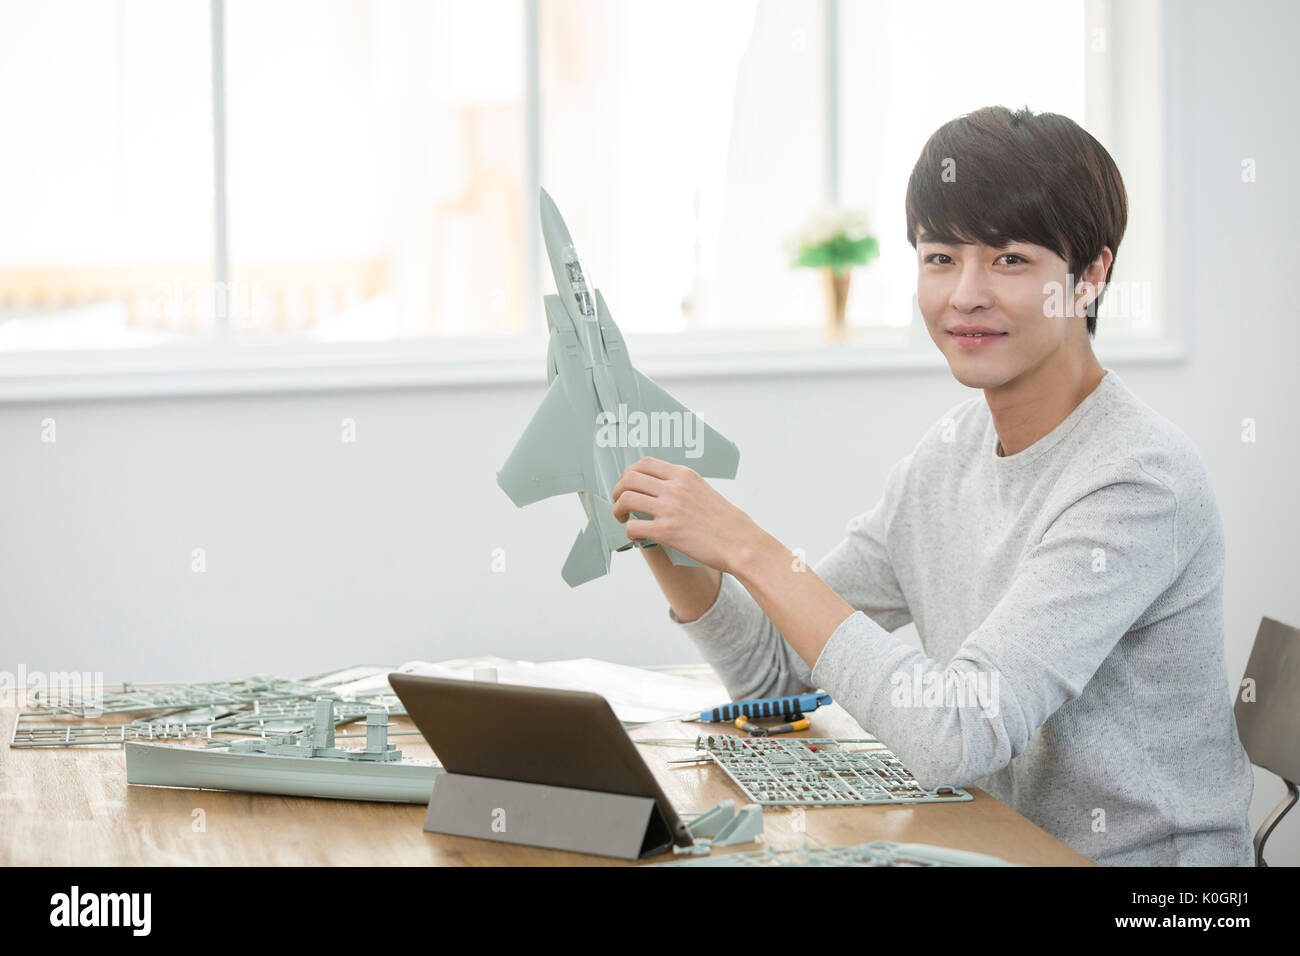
[918,234,1033,251]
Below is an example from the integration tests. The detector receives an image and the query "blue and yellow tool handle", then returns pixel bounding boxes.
[696,692,831,723]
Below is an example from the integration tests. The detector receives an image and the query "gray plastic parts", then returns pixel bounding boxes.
[497,188,740,586]
[675,799,765,855]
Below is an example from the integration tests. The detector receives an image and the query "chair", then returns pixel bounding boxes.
[1233,616,1300,866]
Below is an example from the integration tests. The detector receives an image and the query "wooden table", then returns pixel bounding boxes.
[0,678,1093,866]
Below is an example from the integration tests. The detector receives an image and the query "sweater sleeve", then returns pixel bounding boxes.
[809,458,1180,791]
[668,452,915,702]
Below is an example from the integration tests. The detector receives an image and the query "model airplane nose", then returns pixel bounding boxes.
[539,188,575,263]
[539,186,560,223]
[539,186,598,329]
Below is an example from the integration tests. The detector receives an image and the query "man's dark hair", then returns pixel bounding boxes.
[905,105,1127,337]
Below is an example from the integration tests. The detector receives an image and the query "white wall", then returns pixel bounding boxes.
[0,369,963,677]
[2,0,1296,864]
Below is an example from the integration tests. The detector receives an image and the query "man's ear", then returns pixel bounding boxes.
[1075,247,1114,317]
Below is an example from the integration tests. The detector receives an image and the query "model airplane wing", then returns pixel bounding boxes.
[496,380,586,507]
[625,370,739,476]
[594,288,739,477]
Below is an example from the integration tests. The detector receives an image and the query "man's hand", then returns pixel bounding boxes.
[615,456,855,667]
[610,456,760,573]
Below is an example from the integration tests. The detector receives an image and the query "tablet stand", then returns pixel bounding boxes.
[423,772,675,860]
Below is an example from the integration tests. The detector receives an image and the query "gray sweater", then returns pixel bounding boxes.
[670,368,1254,866]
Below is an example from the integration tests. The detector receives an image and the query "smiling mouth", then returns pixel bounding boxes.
[946,329,1008,350]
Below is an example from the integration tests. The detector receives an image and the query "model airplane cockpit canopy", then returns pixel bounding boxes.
[497,188,740,586]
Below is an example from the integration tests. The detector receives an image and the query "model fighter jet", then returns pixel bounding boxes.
[497,188,740,587]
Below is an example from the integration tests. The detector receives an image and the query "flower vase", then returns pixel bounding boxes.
[823,267,851,343]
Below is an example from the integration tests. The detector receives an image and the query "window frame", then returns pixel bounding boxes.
[0,0,1187,403]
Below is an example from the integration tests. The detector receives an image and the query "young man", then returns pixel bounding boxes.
[611,106,1254,866]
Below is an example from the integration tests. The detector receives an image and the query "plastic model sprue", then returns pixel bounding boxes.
[11,668,441,803]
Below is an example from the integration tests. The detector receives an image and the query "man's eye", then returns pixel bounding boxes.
[924,253,951,264]
[998,254,1027,265]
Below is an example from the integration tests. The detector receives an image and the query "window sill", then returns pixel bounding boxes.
[0,330,1188,403]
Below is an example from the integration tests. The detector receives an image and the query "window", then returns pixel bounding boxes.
[541,0,826,337]
[0,0,1178,395]
[838,0,1088,336]
[0,0,213,349]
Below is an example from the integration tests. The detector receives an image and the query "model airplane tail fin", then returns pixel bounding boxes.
[561,496,637,587]
[561,517,610,587]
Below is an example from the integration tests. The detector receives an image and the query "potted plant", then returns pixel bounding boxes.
[786,207,879,343]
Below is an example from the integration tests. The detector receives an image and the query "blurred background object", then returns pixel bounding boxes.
[786,206,879,343]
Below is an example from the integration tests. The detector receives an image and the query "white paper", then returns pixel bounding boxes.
[330,656,727,724]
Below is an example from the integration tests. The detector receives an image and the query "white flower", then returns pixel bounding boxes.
[789,206,873,252]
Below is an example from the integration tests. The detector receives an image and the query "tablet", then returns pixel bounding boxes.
[388,672,691,854]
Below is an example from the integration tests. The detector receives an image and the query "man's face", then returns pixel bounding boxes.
[916,236,1081,390]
